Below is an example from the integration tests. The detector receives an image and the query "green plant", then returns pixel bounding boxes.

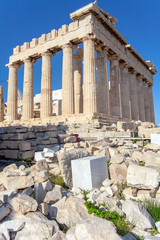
[62,226,70,233]
[82,190,89,201]
[85,201,133,236]
[144,199,160,222]
[150,227,159,236]
[115,182,128,200]
[136,236,145,240]
[49,174,68,189]
[107,161,111,166]
[139,162,145,167]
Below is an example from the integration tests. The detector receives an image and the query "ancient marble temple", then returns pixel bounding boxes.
[5,1,156,122]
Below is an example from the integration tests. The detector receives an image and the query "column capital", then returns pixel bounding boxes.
[108,54,120,61]
[119,62,129,69]
[41,50,53,57]
[7,63,21,69]
[23,57,37,64]
[62,43,73,50]
[73,47,83,59]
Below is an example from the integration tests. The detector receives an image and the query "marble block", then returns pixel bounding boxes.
[151,134,160,145]
[71,156,108,191]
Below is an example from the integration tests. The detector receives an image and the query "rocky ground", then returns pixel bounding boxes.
[1,131,160,239]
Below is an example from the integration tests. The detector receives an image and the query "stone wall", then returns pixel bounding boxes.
[0,124,58,160]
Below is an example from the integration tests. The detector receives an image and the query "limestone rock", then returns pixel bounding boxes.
[56,196,91,227]
[122,200,155,230]
[34,180,53,203]
[57,148,89,187]
[10,194,38,214]
[0,189,17,203]
[109,162,127,183]
[44,185,63,205]
[49,231,67,240]
[127,165,160,189]
[102,178,114,187]
[132,151,143,162]
[110,154,125,164]
[0,206,10,221]
[3,174,34,190]
[15,212,59,240]
[144,152,160,172]
[66,217,122,240]
[31,159,49,172]
[32,170,48,183]
[144,143,160,152]
[122,233,137,240]
[0,220,25,233]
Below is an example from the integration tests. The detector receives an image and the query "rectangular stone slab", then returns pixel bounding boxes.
[151,134,160,146]
[71,156,108,190]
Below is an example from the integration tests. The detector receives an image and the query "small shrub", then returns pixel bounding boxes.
[144,199,160,222]
[85,201,133,236]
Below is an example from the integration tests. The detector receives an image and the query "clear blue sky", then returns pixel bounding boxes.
[0,0,159,124]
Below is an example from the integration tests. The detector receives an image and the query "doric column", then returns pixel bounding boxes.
[97,48,109,115]
[119,63,130,119]
[149,84,155,123]
[144,81,151,122]
[83,37,97,114]
[7,63,19,121]
[129,70,139,120]
[74,47,83,114]
[62,44,74,114]
[41,51,52,118]
[137,76,145,122]
[0,86,4,122]
[22,58,34,119]
[109,56,120,117]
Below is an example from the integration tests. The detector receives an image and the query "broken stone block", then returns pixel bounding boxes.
[4,150,19,159]
[127,165,160,189]
[3,175,34,190]
[19,141,31,151]
[18,150,34,160]
[0,206,10,221]
[109,162,127,183]
[34,152,45,161]
[10,194,38,214]
[44,185,63,205]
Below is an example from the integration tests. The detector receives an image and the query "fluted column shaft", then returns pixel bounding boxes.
[41,51,52,118]
[97,49,109,115]
[22,58,34,119]
[129,72,139,120]
[74,47,83,114]
[83,38,97,114]
[119,64,130,119]
[109,57,120,117]
[144,81,151,122]
[7,64,19,121]
[0,86,4,122]
[137,77,145,122]
[149,84,155,123]
[62,44,74,114]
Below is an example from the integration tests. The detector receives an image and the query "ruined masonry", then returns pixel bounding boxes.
[4,2,156,123]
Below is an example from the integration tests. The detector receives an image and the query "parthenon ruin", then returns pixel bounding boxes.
[5,1,157,123]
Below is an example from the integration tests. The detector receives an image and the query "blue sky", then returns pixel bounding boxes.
[0,0,159,124]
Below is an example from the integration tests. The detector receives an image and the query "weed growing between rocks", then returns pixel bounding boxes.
[49,174,68,189]
[115,182,128,200]
[85,201,133,236]
[144,199,160,222]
